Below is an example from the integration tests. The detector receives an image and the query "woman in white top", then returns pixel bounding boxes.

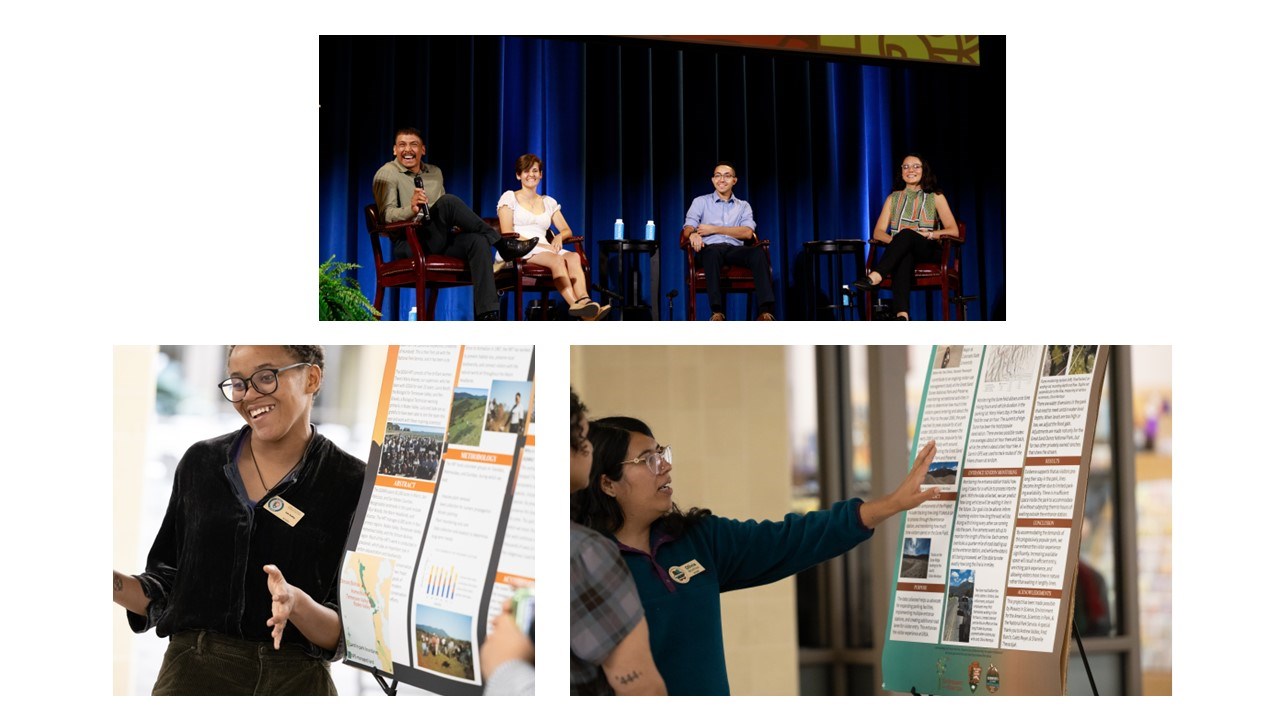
[498,154,609,320]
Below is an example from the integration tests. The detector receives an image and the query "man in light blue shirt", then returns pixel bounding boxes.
[684,163,775,320]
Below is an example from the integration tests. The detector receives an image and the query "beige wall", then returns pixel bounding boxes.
[571,345,798,695]
[113,346,157,695]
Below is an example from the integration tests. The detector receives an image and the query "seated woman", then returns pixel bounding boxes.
[571,416,939,695]
[498,153,609,320]
[854,154,959,320]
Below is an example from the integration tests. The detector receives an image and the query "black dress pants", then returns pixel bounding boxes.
[395,194,501,317]
[698,243,774,313]
[872,229,941,315]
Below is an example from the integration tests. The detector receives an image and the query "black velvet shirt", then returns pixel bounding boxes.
[128,427,366,659]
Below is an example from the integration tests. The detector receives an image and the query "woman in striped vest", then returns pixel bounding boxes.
[855,154,959,320]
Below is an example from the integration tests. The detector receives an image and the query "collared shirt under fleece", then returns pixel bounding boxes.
[372,159,447,223]
[684,192,757,247]
[612,498,874,695]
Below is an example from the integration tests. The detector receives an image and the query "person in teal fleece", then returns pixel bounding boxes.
[571,416,938,695]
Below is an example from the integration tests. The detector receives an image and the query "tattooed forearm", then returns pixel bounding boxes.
[113,571,151,614]
[615,670,643,685]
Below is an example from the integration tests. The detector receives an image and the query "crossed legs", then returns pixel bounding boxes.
[860,229,940,320]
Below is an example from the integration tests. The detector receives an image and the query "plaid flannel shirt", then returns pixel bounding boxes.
[570,522,644,694]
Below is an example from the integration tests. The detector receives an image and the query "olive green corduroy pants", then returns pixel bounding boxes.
[152,630,337,696]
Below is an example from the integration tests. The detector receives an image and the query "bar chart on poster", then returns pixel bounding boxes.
[339,346,535,695]
[882,345,1108,695]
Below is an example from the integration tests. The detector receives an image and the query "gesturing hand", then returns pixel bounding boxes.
[264,564,295,650]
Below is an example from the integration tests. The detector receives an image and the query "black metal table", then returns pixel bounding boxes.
[598,239,659,320]
[804,239,865,320]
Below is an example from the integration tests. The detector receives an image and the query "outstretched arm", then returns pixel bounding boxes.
[711,440,940,591]
[264,564,341,651]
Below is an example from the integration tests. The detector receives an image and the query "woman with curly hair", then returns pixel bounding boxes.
[854,154,960,320]
[113,345,365,695]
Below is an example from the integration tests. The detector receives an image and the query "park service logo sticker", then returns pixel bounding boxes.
[985,664,1000,693]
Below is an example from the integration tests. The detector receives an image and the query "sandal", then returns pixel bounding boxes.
[585,304,611,321]
[568,297,600,319]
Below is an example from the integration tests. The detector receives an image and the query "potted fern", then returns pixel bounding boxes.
[319,256,380,320]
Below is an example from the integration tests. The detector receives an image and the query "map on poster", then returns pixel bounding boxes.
[339,346,536,695]
[882,345,1108,696]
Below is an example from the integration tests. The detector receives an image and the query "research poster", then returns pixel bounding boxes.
[339,345,535,695]
[882,345,1109,695]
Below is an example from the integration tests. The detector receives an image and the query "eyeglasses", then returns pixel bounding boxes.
[713,173,736,180]
[901,164,922,171]
[218,363,312,402]
[619,444,672,474]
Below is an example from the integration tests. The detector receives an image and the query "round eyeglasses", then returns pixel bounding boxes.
[218,363,312,402]
[901,163,922,171]
[619,444,672,474]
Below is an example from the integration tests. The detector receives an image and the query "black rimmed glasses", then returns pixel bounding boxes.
[619,444,672,474]
[218,363,312,402]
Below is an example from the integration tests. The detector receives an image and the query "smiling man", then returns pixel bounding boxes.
[683,162,775,321]
[372,127,502,320]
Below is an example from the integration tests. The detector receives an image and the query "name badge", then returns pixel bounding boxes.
[668,559,706,584]
[264,496,305,527]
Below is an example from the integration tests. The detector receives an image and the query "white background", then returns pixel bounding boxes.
[4,0,1228,711]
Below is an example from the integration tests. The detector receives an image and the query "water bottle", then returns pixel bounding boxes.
[841,286,851,308]
[614,218,625,240]
[408,306,418,322]
[644,220,655,241]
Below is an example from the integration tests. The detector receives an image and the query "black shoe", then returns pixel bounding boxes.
[475,311,500,321]
[853,277,878,291]
[895,315,909,321]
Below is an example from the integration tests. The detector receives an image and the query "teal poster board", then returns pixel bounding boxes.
[881,345,1109,695]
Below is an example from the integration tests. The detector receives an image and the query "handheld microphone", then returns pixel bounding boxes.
[413,176,430,222]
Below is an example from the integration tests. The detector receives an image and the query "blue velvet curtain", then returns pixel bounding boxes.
[320,36,1005,320]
